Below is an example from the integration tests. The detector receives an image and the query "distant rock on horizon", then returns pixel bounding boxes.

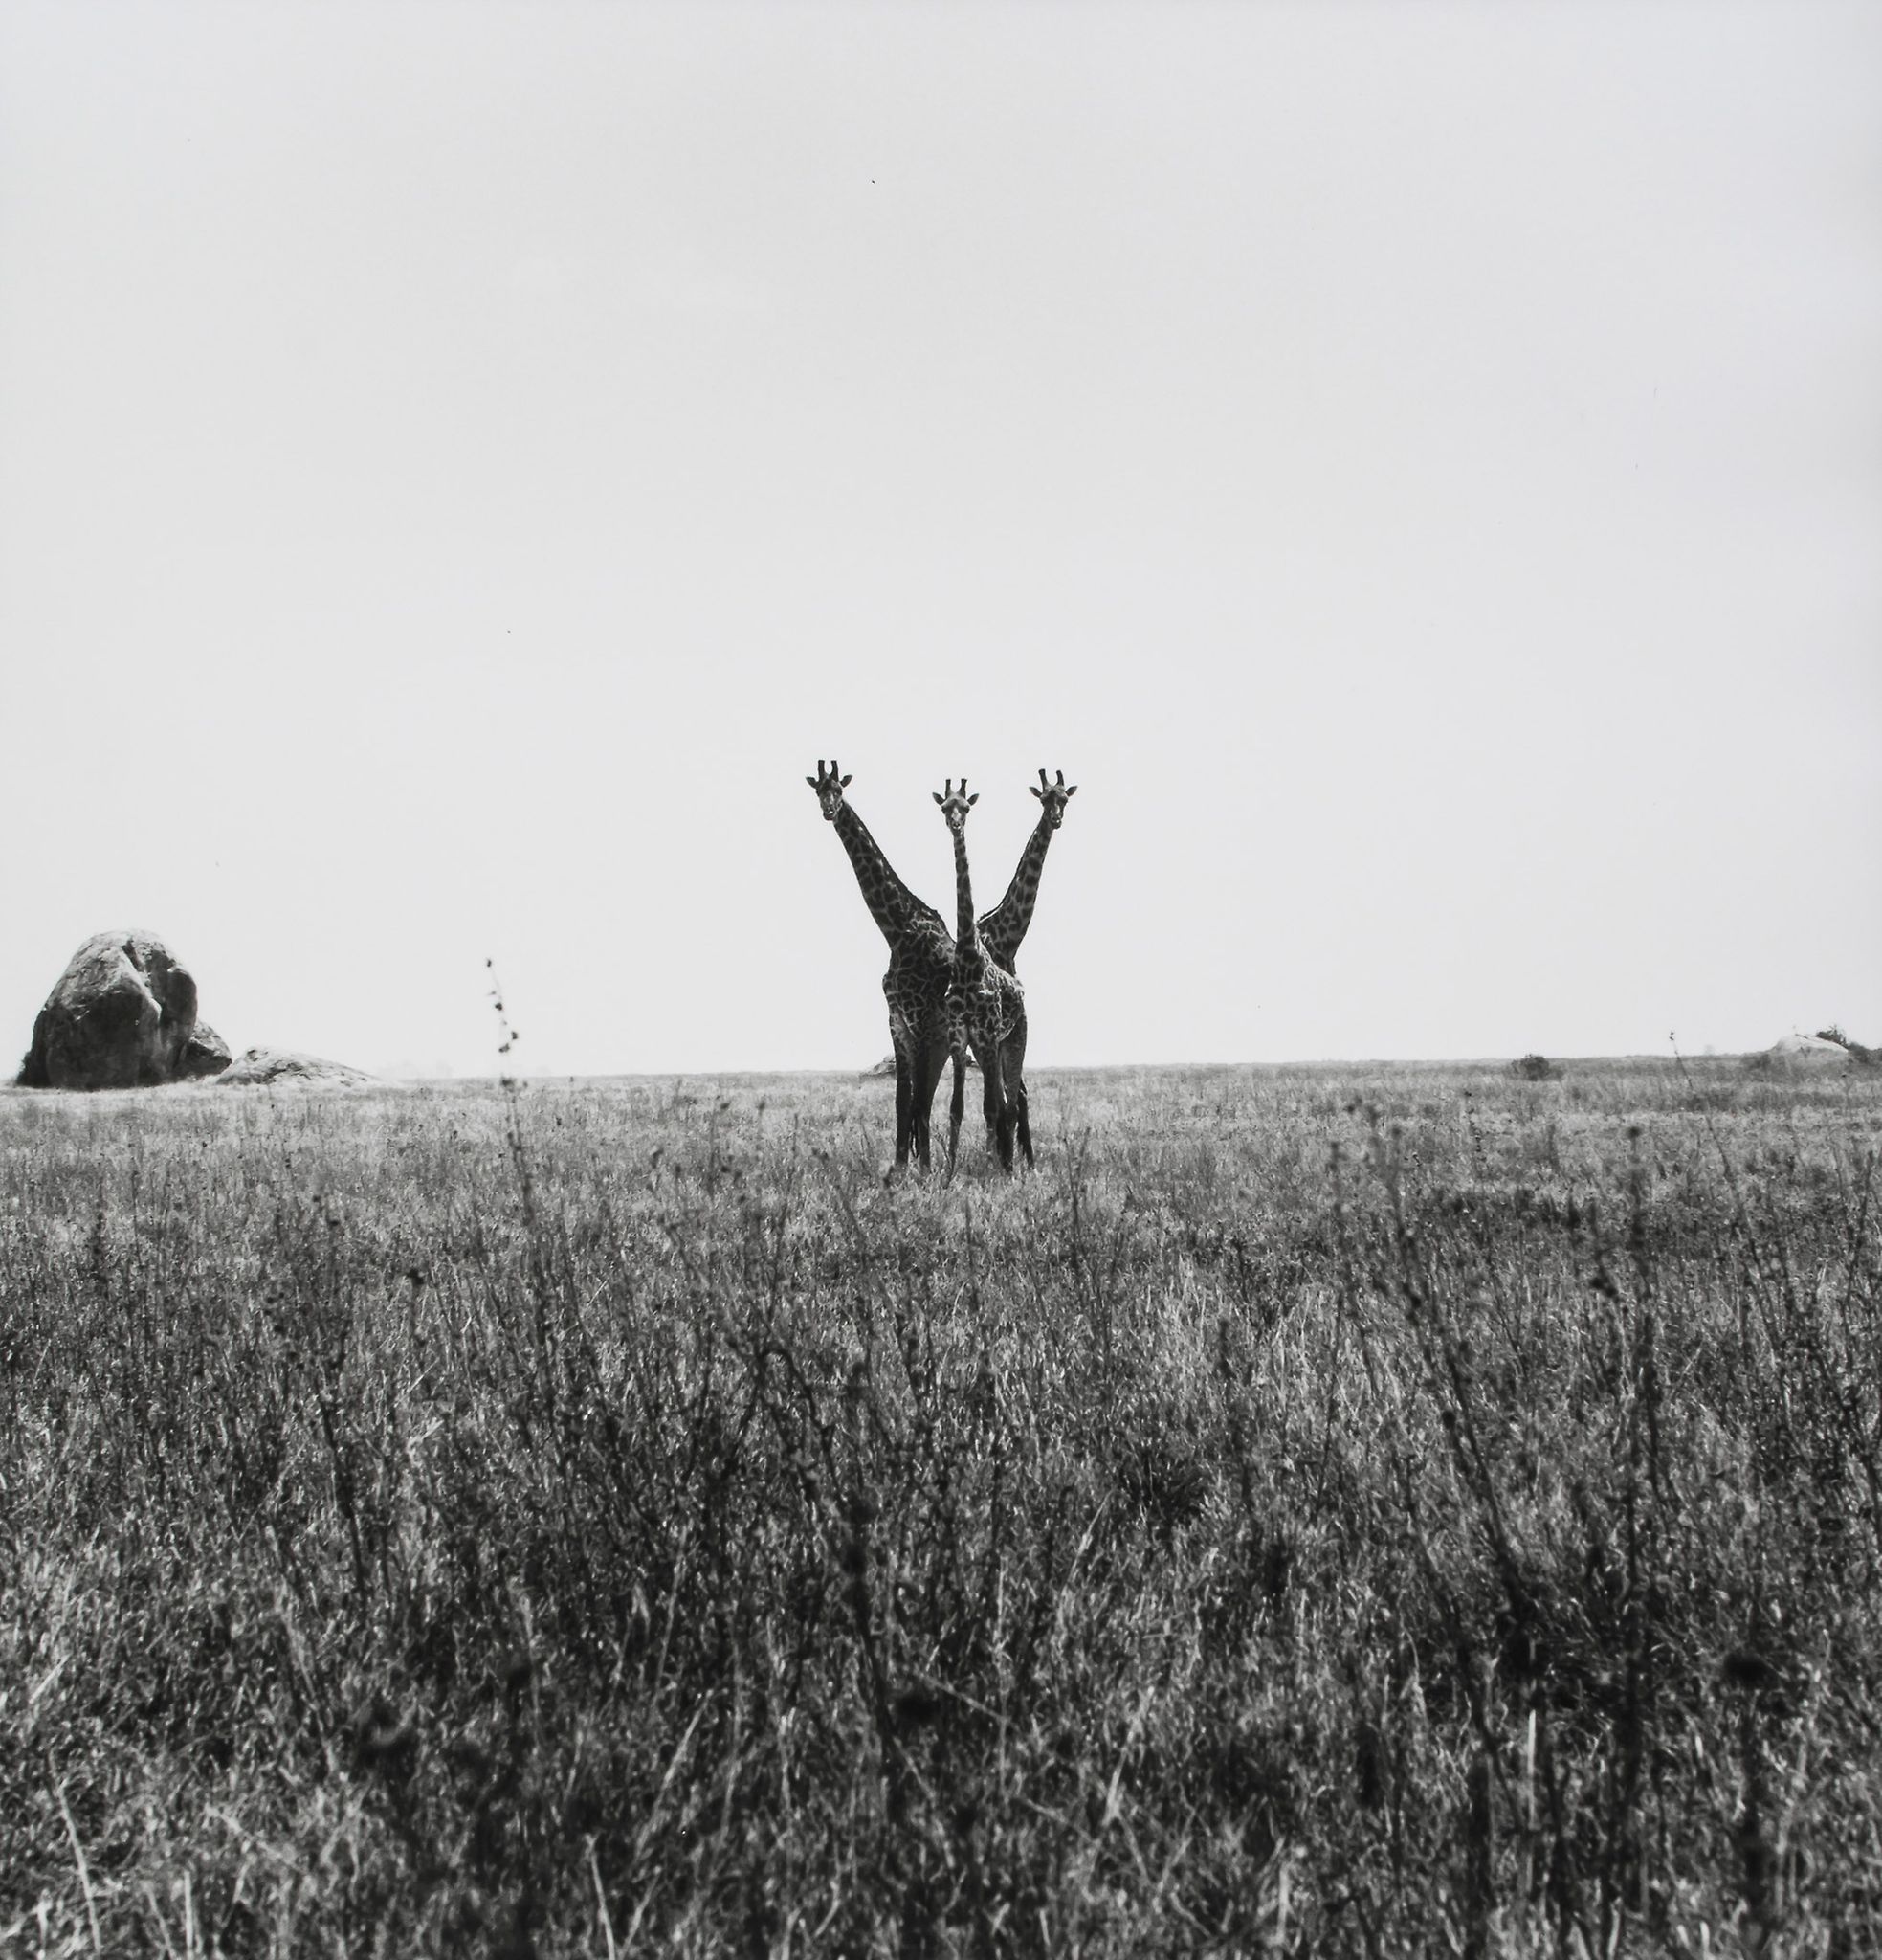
[862,1051,978,1078]
[1763,1034,1851,1068]
[217,1048,378,1089]
[16,931,228,1089]
[374,1057,458,1081]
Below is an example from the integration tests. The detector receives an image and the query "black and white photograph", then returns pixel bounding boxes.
[2,2,1877,1949]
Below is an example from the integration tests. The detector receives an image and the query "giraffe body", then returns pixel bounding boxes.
[882,920,960,1171]
[935,779,1030,1174]
[808,760,958,1172]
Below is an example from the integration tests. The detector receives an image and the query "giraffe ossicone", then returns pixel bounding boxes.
[807,757,854,818]
[1029,767,1077,822]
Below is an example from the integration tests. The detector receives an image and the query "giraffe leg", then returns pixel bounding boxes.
[911,1033,949,1173]
[892,1038,915,1173]
[1006,1013,1032,1169]
[991,1039,1016,1172]
[945,1033,967,1181]
[889,990,926,1174]
[904,1042,927,1171]
[933,1034,957,1176]
[975,1025,1014,1173]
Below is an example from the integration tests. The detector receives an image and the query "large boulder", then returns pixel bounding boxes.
[17,932,206,1089]
[216,1048,377,1089]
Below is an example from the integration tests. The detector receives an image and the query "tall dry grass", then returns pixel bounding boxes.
[2,1058,1878,1954]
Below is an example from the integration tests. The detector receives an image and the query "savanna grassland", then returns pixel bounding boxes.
[3,1058,1880,1957]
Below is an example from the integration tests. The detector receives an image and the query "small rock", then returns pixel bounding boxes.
[178,1021,232,1080]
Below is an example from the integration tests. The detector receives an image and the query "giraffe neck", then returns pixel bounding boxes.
[977,809,1056,970]
[833,801,930,945]
[950,825,983,985]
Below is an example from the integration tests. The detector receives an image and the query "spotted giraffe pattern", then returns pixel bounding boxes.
[934,779,1030,1175]
[808,760,958,1172]
[977,768,1077,975]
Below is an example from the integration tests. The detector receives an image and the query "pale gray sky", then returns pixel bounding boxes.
[2,2,1876,1075]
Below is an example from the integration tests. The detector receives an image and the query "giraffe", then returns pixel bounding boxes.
[934,778,1030,1174]
[977,768,1077,975]
[807,759,959,1172]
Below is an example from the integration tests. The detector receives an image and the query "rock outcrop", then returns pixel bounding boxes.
[216,1048,377,1088]
[17,932,212,1089]
[1764,1034,1851,1068]
[179,1022,232,1080]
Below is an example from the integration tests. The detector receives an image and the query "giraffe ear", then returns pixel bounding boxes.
[967,792,979,807]
[1064,783,1077,797]
[1030,784,1043,802]
[840,774,852,790]
[806,776,818,790]
[933,791,944,805]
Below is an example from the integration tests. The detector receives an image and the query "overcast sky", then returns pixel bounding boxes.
[2,2,1876,1076]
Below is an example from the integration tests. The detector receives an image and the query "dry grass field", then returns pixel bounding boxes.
[3,1057,1880,1955]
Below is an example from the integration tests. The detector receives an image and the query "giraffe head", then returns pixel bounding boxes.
[932,777,978,834]
[1030,767,1078,830]
[806,758,853,822]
